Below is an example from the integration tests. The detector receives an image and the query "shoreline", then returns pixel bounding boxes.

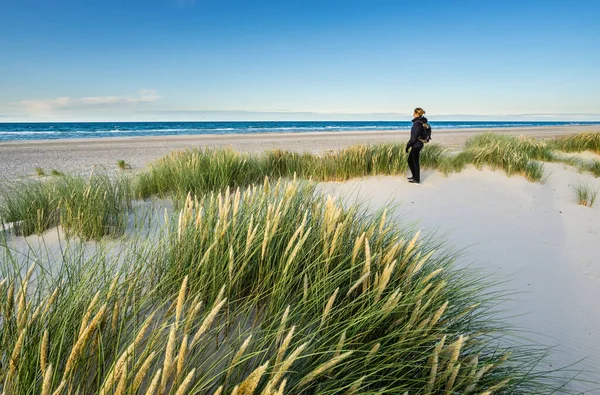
[1,124,598,147]
[1,125,599,178]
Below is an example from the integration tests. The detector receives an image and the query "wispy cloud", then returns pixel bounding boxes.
[16,90,160,114]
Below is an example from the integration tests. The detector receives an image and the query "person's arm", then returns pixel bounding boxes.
[406,122,421,152]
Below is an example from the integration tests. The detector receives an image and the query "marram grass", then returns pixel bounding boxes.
[0,179,569,394]
[0,172,132,239]
[574,182,598,208]
[137,133,600,199]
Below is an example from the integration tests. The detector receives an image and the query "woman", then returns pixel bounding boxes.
[405,107,428,184]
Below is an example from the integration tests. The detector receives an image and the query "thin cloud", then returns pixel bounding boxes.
[16,90,160,114]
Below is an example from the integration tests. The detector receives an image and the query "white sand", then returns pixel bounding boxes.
[1,125,599,179]
[320,163,600,391]
[2,129,600,390]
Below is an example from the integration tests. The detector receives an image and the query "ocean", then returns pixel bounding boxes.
[1,121,598,142]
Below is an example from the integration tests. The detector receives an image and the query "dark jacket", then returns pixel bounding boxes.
[406,116,428,150]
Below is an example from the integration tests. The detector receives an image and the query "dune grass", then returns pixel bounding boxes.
[0,173,132,239]
[0,180,58,236]
[574,182,598,207]
[135,134,558,198]
[0,179,564,394]
[50,169,64,176]
[34,167,45,177]
[552,132,600,154]
[117,159,131,170]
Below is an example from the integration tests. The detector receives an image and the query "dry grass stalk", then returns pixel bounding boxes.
[176,334,190,379]
[424,335,446,395]
[275,378,287,395]
[43,286,61,317]
[5,281,15,320]
[106,274,120,300]
[237,361,269,395]
[362,238,371,293]
[184,300,204,336]
[366,343,380,361]
[297,351,353,388]
[320,287,339,327]
[405,230,421,257]
[99,343,134,395]
[303,274,308,304]
[51,380,66,395]
[213,385,224,395]
[229,246,235,281]
[283,213,307,256]
[40,364,54,395]
[144,368,162,395]
[344,376,365,395]
[161,325,177,392]
[191,297,227,347]
[430,301,449,327]
[275,306,290,346]
[334,330,347,358]
[134,310,159,347]
[275,327,295,367]
[176,275,189,327]
[111,300,120,332]
[282,228,312,276]
[114,364,128,395]
[40,329,49,375]
[63,303,107,377]
[382,289,402,314]
[9,328,26,374]
[79,291,101,336]
[346,272,370,298]
[351,233,366,268]
[132,351,158,393]
[227,334,253,380]
[230,385,240,395]
[266,342,308,392]
[445,363,461,394]
[374,260,397,302]
[174,368,196,395]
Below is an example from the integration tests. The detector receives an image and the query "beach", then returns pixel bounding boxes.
[2,125,600,391]
[321,162,600,391]
[1,125,599,178]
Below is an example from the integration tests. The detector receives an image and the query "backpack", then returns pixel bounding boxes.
[418,121,432,143]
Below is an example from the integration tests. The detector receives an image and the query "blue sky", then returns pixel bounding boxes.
[1,0,599,121]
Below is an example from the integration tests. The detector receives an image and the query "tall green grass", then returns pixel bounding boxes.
[574,182,598,207]
[0,180,58,236]
[552,132,600,154]
[139,133,600,199]
[0,173,132,239]
[462,134,553,181]
[0,179,565,394]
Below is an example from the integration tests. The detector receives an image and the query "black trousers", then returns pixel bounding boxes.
[408,146,422,182]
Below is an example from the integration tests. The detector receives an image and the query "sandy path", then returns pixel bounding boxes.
[320,163,600,392]
[1,125,599,179]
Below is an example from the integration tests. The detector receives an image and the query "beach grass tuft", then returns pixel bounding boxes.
[574,182,598,207]
[35,167,45,176]
[50,169,64,176]
[0,173,132,239]
[117,159,131,170]
[552,132,600,154]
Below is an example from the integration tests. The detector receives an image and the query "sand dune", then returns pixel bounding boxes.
[320,162,600,391]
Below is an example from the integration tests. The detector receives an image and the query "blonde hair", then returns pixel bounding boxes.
[414,108,426,117]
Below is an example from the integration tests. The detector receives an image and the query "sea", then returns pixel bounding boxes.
[1,121,598,142]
